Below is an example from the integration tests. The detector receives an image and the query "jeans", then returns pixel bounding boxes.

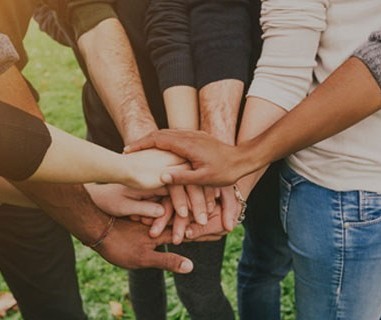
[280,164,381,320]
[238,162,292,320]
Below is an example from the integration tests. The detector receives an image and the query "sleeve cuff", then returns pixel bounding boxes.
[0,34,19,75]
[70,3,117,40]
[155,55,195,92]
[352,31,381,90]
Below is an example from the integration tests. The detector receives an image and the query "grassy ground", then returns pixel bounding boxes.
[0,22,296,319]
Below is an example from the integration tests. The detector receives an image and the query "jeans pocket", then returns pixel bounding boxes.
[347,191,381,227]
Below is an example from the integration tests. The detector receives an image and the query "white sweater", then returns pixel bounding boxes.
[248,0,381,192]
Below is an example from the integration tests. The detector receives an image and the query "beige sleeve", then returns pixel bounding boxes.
[247,0,329,111]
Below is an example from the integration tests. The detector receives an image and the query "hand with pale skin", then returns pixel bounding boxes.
[124,146,215,228]
[142,185,241,243]
[84,183,168,218]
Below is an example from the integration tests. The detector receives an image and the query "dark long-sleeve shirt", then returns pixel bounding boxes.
[145,0,255,92]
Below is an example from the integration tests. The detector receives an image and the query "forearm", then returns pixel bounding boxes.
[30,124,134,185]
[163,86,198,129]
[199,79,243,144]
[10,181,110,244]
[236,97,286,199]
[0,178,36,207]
[239,57,381,176]
[78,18,157,143]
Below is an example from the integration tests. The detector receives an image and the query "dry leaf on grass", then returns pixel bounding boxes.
[109,301,123,318]
[0,292,17,318]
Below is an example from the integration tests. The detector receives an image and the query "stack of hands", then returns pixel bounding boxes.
[84,137,245,274]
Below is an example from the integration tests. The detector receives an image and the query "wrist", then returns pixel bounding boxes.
[122,123,158,146]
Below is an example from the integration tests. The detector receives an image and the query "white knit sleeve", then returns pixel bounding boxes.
[247,0,329,111]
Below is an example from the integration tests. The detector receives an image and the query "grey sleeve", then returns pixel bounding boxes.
[352,29,381,89]
[0,34,19,74]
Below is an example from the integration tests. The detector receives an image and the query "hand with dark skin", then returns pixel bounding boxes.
[124,129,246,187]
[10,181,193,274]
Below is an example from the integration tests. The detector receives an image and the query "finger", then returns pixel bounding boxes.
[215,187,221,199]
[123,134,158,153]
[185,220,225,240]
[168,185,189,217]
[172,215,189,245]
[186,185,208,225]
[137,186,169,199]
[124,130,187,154]
[141,217,154,226]
[149,198,174,237]
[191,235,223,242]
[204,186,216,213]
[143,251,193,274]
[161,168,210,186]
[120,199,165,218]
[220,187,240,231]
[129,215,141,222]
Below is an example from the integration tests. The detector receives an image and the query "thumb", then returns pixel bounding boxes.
[146,251,193,274]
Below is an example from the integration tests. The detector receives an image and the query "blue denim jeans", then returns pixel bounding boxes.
[280,164,381,320]
[238,163,292,320]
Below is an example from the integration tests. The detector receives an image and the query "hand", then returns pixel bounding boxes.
[219,186,241,231]
[146,196,191,245]
[184,187,242,241]
[124,130,244,186]
[94,218,193,273]
[184,204,227,242]
[84,183,168,218]
[124,148,189,189]
[168,184,215,224]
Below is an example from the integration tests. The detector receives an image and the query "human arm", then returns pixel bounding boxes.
[0,66,186,189]
[76,17,157,144]
[0,62,193,273]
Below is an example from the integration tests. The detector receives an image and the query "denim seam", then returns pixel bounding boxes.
[335,192,345,319]
[359,191,365,221]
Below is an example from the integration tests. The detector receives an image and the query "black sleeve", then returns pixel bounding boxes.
[0,101,52,181]
[145,0,195,92]
[190,0,253,89]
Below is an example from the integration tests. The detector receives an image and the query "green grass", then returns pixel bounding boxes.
[0,21,296,319]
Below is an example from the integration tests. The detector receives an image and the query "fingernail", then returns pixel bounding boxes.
[207,202,215,213]
[198,213,208,225]
[123,146,130,153]
[150,226,159,235]
[185,229,193,239]
[155,206,165,217]
[173,234,182,244]
[178,206,188,217]
[161,173,173,184]
[180,259,193,273]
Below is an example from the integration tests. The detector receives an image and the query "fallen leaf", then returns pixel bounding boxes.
[0,292,17,318]
[109,301,123,318]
